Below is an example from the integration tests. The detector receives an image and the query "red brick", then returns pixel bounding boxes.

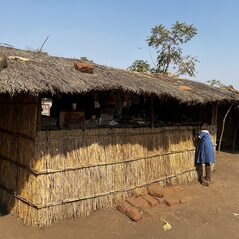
[164,196,180,206]
[126,196,149,208]
[148,185,164,198]
[74,61,94,74]
[116,201,131,214]
[125,206,142,221]
[142,194,158,207]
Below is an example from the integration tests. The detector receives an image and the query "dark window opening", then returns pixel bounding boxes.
[39,93,213,131]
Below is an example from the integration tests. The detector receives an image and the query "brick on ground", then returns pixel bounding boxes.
[164,196,181,206]
[125,206,142,221]
[116,201,132,214]
[126,196,149,208]
[148,185,165,198]
[142,194,159,207]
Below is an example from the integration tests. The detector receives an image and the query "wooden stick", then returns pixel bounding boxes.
[218,104,233,152]
[233,123,239,152]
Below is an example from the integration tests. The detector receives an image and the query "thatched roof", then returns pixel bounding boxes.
[0,46,238,104]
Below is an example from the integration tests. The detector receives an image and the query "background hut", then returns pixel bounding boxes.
[0,46,238,226]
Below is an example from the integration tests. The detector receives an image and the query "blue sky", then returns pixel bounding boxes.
[1,0,239,88]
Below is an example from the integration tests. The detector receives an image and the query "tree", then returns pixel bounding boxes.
[79,57,94,63]
[206,79,235,90]
[147,21,198,77]
[206,79,225,88]
[127,60,151,72]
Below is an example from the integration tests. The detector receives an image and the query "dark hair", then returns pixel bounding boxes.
[200,122,208,130]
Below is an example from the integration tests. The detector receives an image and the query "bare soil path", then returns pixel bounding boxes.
[0,152,239,239]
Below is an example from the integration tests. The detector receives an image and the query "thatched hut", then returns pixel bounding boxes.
[0,46,238,226]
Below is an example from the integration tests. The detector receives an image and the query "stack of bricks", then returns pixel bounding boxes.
[117,185,192,221]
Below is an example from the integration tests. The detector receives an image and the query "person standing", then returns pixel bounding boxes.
[196,123,215,186]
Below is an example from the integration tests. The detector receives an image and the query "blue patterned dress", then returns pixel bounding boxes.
[196,130,215,164]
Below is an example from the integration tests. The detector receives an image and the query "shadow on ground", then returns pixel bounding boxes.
[0,204,8,216]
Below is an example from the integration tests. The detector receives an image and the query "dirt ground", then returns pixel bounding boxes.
[0,151,239,239]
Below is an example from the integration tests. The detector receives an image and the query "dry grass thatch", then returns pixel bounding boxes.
[0,125,216,226]
[0,46,238,104]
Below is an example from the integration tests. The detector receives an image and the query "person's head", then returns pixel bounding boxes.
[201,122,209,130]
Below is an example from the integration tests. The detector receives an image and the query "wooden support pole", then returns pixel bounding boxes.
[232,124,239,152]
[150,95,154,128]
[218,104,233,153]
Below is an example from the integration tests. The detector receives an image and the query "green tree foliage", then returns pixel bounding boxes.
[206,79,225,88]
[147,21,198,77]
[206,79,235,90]
[80,57,94,63]
[127,60,151,72]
